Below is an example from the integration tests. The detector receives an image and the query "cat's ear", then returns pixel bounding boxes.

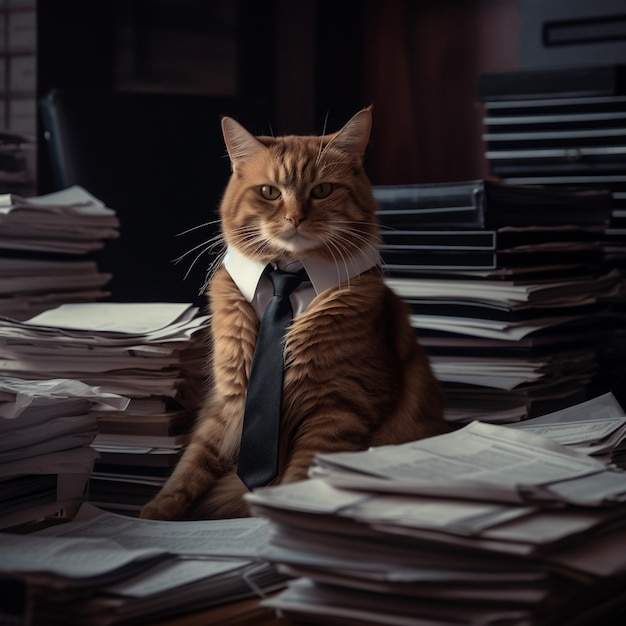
[327,106,373,161]
[221,116,265,170]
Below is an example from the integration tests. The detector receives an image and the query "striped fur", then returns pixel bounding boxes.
[140,108,448,520]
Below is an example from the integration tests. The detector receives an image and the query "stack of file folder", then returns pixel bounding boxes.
[478,64,626,403]
[0,376,128,529]
[478,65,626,182]
[247,395,626,626]
[477,66,626,275]
[0,186,119,320]
[375,179,620,424]
[0,301,211,515]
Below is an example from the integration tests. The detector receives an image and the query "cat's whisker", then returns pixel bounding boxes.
[326,225,380,258]
[173,232,225,265]
[200,250,227,294]
[317,234,356,291]
[179,238,227,281]
[314,111,330,168]
[235,229,269,256]
[323,230,382,291]
[176,218,222,237]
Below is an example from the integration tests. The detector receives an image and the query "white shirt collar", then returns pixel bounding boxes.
[223,245,381,303]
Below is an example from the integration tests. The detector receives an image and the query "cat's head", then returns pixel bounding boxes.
[219,107,379,265]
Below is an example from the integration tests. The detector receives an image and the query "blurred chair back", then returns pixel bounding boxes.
[39,89,269,305]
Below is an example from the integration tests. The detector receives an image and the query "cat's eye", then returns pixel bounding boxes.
[260,185,281,200]
[310,182,333,199]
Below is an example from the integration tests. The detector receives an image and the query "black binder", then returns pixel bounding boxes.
[374,180,612,229]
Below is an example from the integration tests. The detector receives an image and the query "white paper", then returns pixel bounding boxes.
[37,503,273,559]
[0,533,166,579]
[25,302,197,335]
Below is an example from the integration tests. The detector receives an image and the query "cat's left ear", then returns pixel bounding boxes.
[221,116,265,171]
[328,106,373,161]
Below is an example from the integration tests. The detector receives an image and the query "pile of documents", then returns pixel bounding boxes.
[247,407,626,626]
[0,377,128,529]
[478,63,626,415]
[0,186,120,320]
[506,392,626,469]
[375,180,624,424]
[0,301,211,514]
[0,503,287,625]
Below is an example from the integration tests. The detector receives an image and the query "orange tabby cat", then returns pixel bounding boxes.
[140,107,449,520]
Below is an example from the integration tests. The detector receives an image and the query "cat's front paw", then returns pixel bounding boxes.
[140,492,188,520]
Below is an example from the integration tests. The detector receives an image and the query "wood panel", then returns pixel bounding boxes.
[361,0,519,185]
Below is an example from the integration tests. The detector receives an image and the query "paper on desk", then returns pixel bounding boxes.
[0,533,167,581]
[0,307,210,346]
[0,376,129,420]
[37,503,273,559]
[264,577,532,626]
[247,476,626,560]
[0,185,112,214]
[505,392,626,455]
[310,421,624,506]
[105,558,251,598]
[246,477,535,536]
[25,302,199,335]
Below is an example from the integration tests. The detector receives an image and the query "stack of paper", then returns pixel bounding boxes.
[0,301,211,514]
[385,269,621,424]
[0,503,287,625]
[0,186,120,320]
[478,64,626,415]
[246,420,626,625]
[505,392,626,468]
[375,180,623,424]
[0,377,128,529]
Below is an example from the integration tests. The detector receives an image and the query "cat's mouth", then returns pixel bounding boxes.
[275,227,319,254]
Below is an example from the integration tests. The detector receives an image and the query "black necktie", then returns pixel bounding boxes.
[237,266,308,490]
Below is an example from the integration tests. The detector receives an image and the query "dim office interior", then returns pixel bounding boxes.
[29,0,626,411]
[2,0,626,624]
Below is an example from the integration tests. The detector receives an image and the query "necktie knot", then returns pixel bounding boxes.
[267,267,308,299]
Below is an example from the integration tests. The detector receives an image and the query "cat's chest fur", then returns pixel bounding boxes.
[208,265,399,454]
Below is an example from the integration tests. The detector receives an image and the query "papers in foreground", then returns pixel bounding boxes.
[0,504,286,625]
[247,397,626,626]
[0,377,128,529]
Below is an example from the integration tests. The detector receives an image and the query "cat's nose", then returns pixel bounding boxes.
[286,213,304,227]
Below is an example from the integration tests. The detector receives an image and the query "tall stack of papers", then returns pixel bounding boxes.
[0,186,120,320]
[0,504,287,625]
[375,180,621,424]
[247,415,626,626]
[0,377,128,529]
[478,63,626,410]
[0,302,212,514]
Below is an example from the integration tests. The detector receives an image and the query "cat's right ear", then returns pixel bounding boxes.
[221,116,265,171]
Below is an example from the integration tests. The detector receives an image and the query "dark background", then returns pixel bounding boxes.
[36,0,521,192]
[33,0,624,303]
